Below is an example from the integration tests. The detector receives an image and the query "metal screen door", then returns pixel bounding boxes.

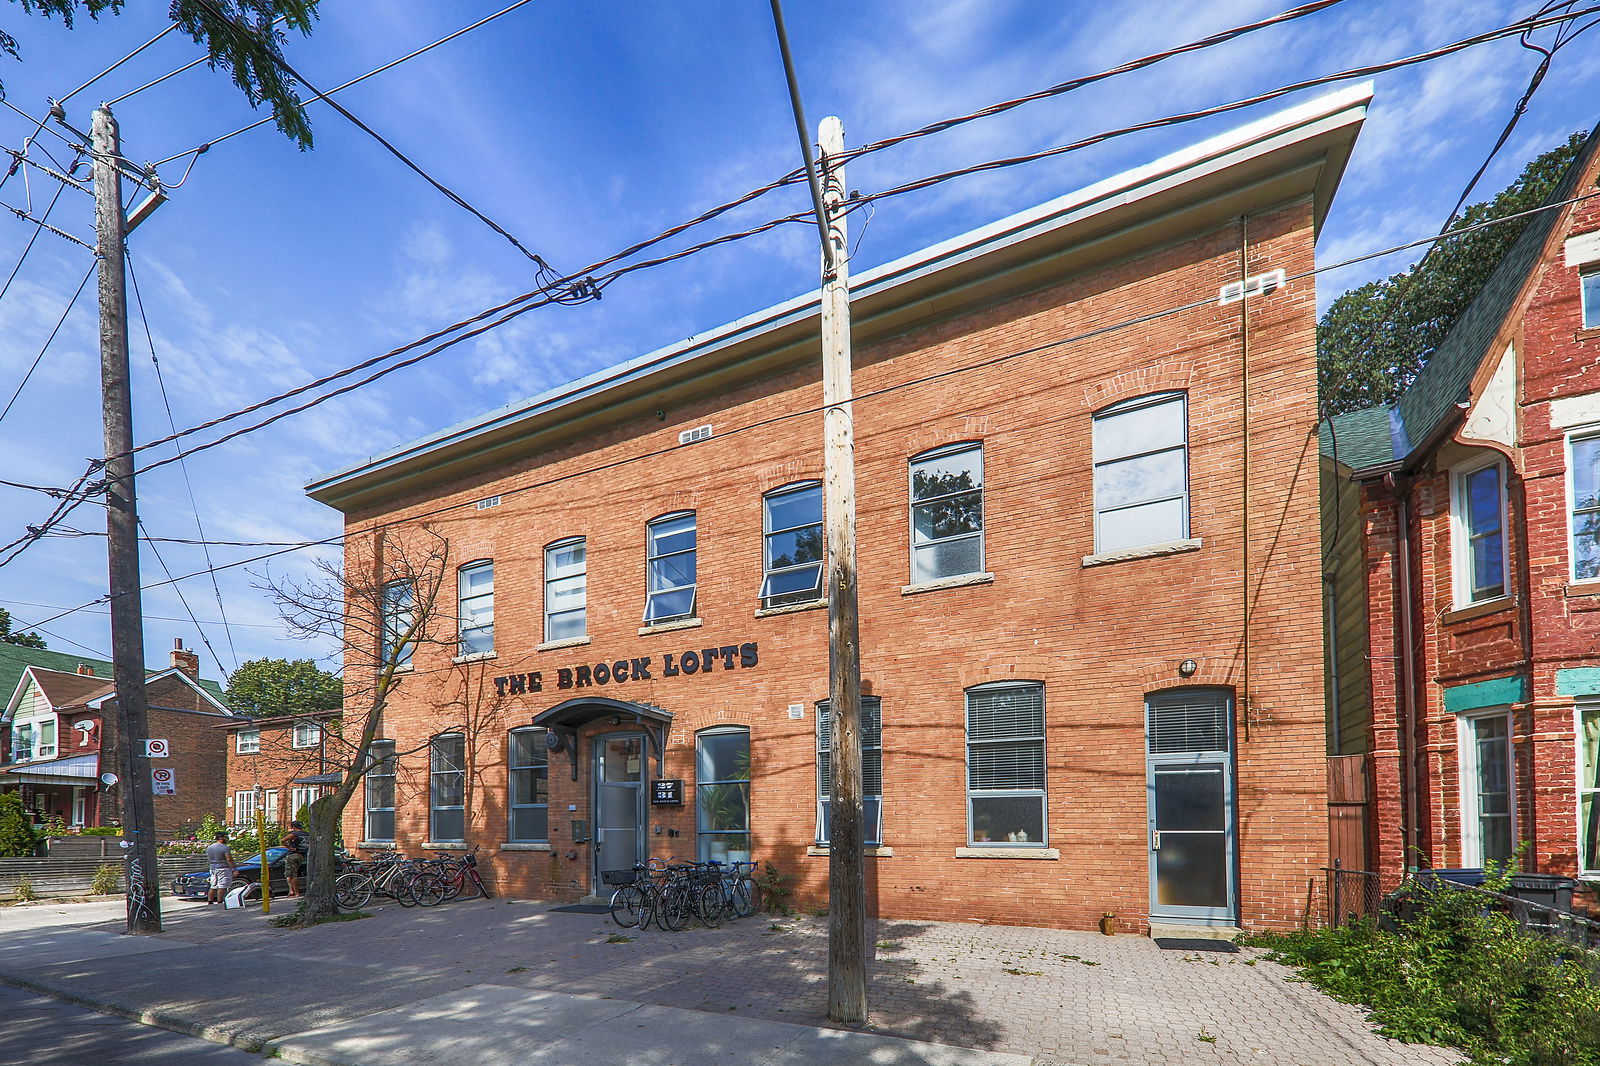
[594,733,645,891]
[1146,689,1236,925]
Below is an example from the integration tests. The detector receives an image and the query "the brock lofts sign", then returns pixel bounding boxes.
[493,641,759,698]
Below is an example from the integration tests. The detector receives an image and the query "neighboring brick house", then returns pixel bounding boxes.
[1322,123,1600,894]
[221,711,343,829]
[304,89,1369,933]
[0,641,240,834]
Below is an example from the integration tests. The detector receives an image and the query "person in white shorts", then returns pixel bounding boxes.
[205,832,236,905]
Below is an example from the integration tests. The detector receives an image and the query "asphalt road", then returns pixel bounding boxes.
[0,981,264,1065]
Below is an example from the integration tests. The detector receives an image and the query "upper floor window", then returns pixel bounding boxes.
[292,721,321,749]
[762,482,824,608]
[458,560,494,656]
[236,728,260,755]
[544,537,587,641]
[909,442,983,583]
[1572,433,1600,582]
[1093,392,1188,554]
[965,681,1046,846]
[10,722,34,762]
[1583,267,1600,330]
[430,733,466,842]
[816,696,883,846]
[696,727,750,864]
[1454,460,1506,603]
[364,740,396,842]
[644,511,697,625]
[380,579,415,668]
[508,728,549,842]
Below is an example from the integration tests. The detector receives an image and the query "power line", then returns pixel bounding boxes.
[0,260,96,427]
[138,517,231,679]
[58,21,182,105]
[0,597,282,629]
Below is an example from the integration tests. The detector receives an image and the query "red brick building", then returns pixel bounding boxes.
[222,711,343,830]
[1322,124,1600,894]
[0,642,239,835]
[305,90,1369,933]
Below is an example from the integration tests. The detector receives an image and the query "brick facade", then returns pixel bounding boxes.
[223,713,342,829]
[308,98,1369,931]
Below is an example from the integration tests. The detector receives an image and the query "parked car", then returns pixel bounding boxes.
[170,846,292,902]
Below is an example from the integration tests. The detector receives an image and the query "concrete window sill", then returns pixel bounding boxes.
[357,841,397,850]
[806,845,894,857]
[1082,538,1201,568]
[536,636,591,652]
[638,617,703,637]
[755,599,826,618]
[500,842,552,852]
[901,572,995,596]
[452,651,497,665]
[1441,596,1514,624]
[423,842,468,851]
[954,846,1059,860]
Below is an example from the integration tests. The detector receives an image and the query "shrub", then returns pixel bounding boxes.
[756,861,795,916]
[0,793,38,857]
[1253,880,1600,1065]
[77,825,123,836]
[12,874,36,902]
[90,864,119,895]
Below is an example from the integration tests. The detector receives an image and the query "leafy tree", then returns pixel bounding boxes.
[0,607,45,648]
[225,657,341,718]
[1318,133,1588,418]
[0,1,321,148]
[0,792,39,857]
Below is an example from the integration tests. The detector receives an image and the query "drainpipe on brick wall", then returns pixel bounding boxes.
[1238,215,1252,745]
[1393,486,1421,873]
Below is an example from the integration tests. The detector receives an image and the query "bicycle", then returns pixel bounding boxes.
[424,846,491,901]
[335,853,424,909]
[605,863,656,929]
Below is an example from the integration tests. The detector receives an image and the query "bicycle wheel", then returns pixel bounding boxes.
[610,884,649,928]
[439,869,464,901]
[731,878,758,919]
[658,884,691,931]
[410,872,447,907]
[696,882,723,928]
[335,872,373,910]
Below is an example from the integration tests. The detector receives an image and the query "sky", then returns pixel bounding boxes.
[0,0,1596,684]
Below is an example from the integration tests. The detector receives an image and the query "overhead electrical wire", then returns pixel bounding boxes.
[15,183,1599,637]
[57,21,182,105]
[1,596,282,628]
[0,260,96,427]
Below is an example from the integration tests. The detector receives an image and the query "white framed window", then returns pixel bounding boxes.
[380,579,415,667]
[292,721,321,749]
[1583,266,1600,330]
[1093,392,1189,554]
[263,788,279,824]
[544,537,587,640]
[234,790,257,826]
[909,442,984,583]
[1458,710,1514,867]
[696,727,750,864]
[430,733,466,842]
[458,560,494,656]
[761,482,824,608]
[364,740,396,841]
[644,512,697,625]
[1570,432,1600,582]
[816,696,882,846]
[10,722,34,762]
[965,682,1046,846]
[1578,699,1598,876]
[1452,459,1507,604]
[236,728,260,755]
[290,786,319,822]
[507,727,549,842]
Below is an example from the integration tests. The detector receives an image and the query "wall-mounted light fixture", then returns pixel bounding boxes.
[1179,659,1199,677]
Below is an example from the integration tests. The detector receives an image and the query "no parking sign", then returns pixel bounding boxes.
[151,767,176,796]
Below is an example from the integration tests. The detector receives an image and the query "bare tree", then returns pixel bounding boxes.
[257,525,456,924]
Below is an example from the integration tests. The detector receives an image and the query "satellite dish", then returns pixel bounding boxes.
[99,772,118,786]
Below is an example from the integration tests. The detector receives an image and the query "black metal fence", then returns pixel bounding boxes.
[1325,860,1390,928]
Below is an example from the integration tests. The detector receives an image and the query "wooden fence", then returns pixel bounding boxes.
[0,854,208,901]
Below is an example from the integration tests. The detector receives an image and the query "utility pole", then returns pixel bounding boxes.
[819,115,867,1026]
[93,104,161,934]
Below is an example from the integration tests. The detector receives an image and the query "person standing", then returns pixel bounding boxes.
[283,820,309,897]
[205,832,235,906]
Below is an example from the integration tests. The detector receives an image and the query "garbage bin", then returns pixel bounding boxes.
[1422,868,1575,913]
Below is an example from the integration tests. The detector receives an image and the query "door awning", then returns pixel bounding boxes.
[531,697,673,779]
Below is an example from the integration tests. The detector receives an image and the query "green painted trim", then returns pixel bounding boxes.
[1443,674,1527,713]
[1555,668,1600,697]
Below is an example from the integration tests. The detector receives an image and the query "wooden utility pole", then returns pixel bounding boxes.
[94,104,161,934]
[819,115,867,1025]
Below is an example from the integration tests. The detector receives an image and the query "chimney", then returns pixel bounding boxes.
[170,638,200,679]
[76,664,94,676]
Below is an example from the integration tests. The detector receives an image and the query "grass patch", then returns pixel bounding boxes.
[606,934,633,944]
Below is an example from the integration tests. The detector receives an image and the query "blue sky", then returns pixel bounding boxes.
[0,0,1596,681]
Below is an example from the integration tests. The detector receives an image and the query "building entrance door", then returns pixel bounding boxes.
[1148,759,1236,923]
[594,733,645,892]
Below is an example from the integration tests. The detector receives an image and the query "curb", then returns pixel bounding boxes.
[0,970,270,1053]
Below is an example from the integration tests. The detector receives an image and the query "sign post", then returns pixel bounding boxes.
[255,786,270,915]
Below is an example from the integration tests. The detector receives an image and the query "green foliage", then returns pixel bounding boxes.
[1254,883,1600,1065]
[12,873,35,901]
[198,813,225,840]
[0,1,321,149]
[1318,134,1589,418]
[76,825,121,836]
[0,793,38,856]
[0,607,45,648]
[756,861,794,915]
[225,658,342,718]
[89,863,119,895]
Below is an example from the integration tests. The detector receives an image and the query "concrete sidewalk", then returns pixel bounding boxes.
[0,901,1028,1066]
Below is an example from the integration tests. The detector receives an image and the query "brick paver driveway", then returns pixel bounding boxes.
[155,898,1458,1066]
